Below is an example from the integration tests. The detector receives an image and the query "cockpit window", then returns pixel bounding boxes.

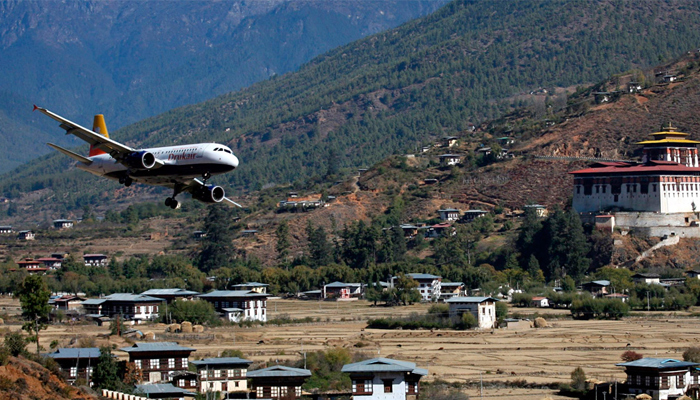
[213,148,220,151]
[224,149,231,154]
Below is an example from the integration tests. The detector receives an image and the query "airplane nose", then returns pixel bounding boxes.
[230,154,239,168]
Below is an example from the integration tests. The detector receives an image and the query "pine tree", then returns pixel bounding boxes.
[275,220,291,262]
[17,275,51,354]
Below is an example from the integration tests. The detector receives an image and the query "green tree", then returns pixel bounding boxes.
[198,206,238,272]
[4,332,27,357]
[169,299,218,325]
[570,366,587,391]
[461,312,478,329]
[92,346,120,390]
[307,223,333,267]
[17,275,51,354]
[393,273,421,305]
[275,220,291,262]
[683,347,700,363]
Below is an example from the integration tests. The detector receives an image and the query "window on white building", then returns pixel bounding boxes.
[182,358,188,368]
[150,359,159,369]
[214,369,222,378]
[70,367,77,378]
[201,370,208,379]
[135,360,142,369]
[178,379,185,387]
[168,358,175,369]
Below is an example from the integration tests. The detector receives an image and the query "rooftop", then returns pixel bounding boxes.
[247,365,311,378]
[140,288,200,296]
[47,347,101,359]
[445,296,499,303]
[120,342,195,353]
[191,357,252,367]
[616,358,699,369]
[135,383,195,397]
[198,290,268,298]
[341,358,428,376]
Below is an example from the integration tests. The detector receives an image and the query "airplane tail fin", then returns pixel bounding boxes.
[89,114,109,156]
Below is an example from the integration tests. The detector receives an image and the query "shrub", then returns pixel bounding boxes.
[684,347,700,363]
[570,367,586,391]
[621,350,643,362]
[461,312,477,329]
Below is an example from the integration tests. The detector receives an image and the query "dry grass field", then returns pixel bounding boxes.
[3,297,700,399]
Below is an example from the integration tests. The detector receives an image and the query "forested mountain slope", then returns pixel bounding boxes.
[0,0,445,171]
[5,0,700,216]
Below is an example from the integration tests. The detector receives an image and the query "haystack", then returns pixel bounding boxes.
[193,325,205,333]
[181,321,193,333]
[533,317,548,328]
[167,323,181,333]
[635,394,652,400]
[143,331,155,340]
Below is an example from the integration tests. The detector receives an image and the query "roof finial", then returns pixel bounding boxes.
[664,121,678,132]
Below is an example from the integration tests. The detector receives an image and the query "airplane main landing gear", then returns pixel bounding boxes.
[164,197,180,209]
[119,176,133,187]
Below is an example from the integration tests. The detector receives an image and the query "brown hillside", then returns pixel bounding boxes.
[0,356,97,400]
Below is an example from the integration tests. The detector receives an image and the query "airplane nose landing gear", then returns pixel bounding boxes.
[119,176,133,187]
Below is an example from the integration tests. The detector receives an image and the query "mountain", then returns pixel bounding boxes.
[0,0,447,172]
[6,0,700,218]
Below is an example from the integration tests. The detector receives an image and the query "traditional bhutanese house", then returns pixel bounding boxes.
[53,219,74,229]
[135,383,196,399]
[571,124,700,215]
[81,298,106,316]
[686,270,700,279]
[191,357,252,394]
[37,257,62,269]
[230,282,269,294]
[445,296,498,329]
[17,230,34,240]
[616,358,699,400]
[462,210,488,222]
[399,224,419,238]
[632,273,662,285]
[581,280,610,297]
[341,358,428,400]
[443,136,458,147]
[497,136,515,146]
[595,214,616,233]
[17,258,48,274]
[394,273,441,302]
[46,347,101,385]
[247,365,311,400]
[424,222,453,238]
[241,229,258,236]
[438,154,461,166]
[437,208,461,221]
[120,342,196,384]
[93,293,164,322]
[83,253,108,266]
[323,282,363,299]
[0,226,12,233]
[192,230,207,240]
[438,282,464,301]
[197,290,269,322]
[171,370,199,392]
[49,295,86,311]
[604,293,630,303]
[140,288,199,304]
[523,204,548,217]
[530,296,550,308]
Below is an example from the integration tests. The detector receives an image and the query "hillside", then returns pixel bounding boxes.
[6,0,700,219]
[0,0,446,172]
[0,356,97,400]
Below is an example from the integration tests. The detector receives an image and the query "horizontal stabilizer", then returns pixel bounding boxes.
[47,143,93,165]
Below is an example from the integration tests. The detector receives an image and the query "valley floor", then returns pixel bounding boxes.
[3,298,699,399]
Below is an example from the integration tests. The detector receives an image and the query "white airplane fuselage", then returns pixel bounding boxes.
[79,143,239,186]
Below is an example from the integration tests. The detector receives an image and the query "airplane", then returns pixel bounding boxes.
[34,105,242,209]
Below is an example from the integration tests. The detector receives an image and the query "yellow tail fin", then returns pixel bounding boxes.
[89,114,109,156]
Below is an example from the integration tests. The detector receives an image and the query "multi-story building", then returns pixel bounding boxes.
[445,296,498,329]
[617,358,700,400]
[191,357,252,394]
[341,358,428,400]
[81,293,163,323]
[83,254,108,266]
[140,288,199,304]
[46,347,101,385]
[393,273,441,302]
[120,342,196,384]
[197,290,268,322]
[247,365,311,399]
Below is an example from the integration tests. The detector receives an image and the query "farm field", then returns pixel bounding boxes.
[3,298,700,399]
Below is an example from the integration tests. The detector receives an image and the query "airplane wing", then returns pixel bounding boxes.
[34,105,134,156]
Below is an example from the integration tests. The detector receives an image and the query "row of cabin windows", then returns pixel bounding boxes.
[578,183,700,196]
[200,369,245,379]
[626,374,684,388]
[178,379,197,387]
[108,305,158,314]
[134,358,187,370]
[213,301,266,309]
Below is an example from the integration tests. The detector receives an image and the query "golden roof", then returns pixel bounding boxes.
[636,138,700,145]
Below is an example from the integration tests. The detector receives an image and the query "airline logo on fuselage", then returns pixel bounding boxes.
[168,148,199,161]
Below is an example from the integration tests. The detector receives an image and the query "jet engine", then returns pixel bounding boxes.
[192,185,226,203]
[123,151,157,170]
